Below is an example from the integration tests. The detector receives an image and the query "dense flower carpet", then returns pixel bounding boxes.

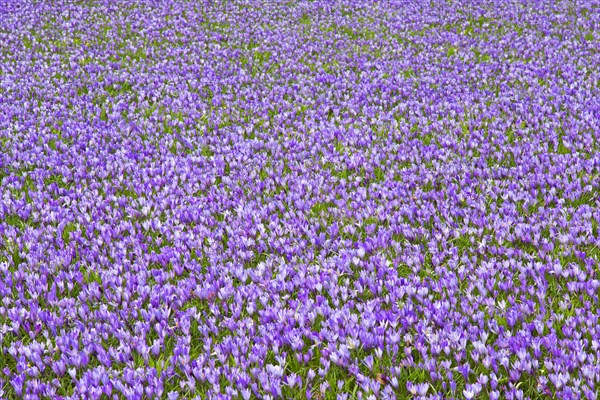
[0,0,599,399]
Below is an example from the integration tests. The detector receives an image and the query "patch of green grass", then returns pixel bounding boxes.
[105,81,134,97]
[421,133,435,146]
[81,268,102,285]
[62,222,78,242]
[300,13,311,25]
[506,125,516,144]
[252,50,272,75]
[4,214,25,228]
[311,201,335,216]
[56,374,76,397]
[565,190,595,207]
[201,146,214,157]
[394,262,412,278]
[422,181,434,192]
[373,167,385,183]
[224,161,231,176]
[556,138,571,155]
[44,174,71,189]
[471,48,491,63]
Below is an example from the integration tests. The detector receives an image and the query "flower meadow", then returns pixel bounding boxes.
[1,0,599,399]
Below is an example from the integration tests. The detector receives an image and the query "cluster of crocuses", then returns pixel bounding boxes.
[0,0,599,399]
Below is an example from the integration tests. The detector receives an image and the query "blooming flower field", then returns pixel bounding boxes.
[1,0,599,399]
